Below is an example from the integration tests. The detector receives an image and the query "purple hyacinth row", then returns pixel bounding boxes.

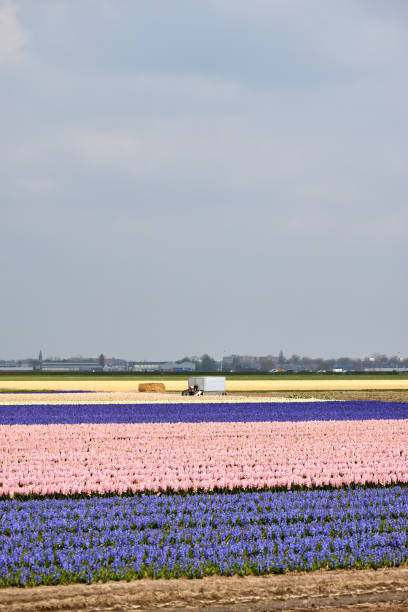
[0,401,407,425]
[1,487,407,586]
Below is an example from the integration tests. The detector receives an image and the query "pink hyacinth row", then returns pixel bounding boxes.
[1,420,407,497]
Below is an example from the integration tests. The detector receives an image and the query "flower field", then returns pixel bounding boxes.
[0,400,407,425]
[1,419,408,497]
[0,400,408,586]
[1,488,408,586]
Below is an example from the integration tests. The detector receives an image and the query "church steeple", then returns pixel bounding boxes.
[38,350,43,363]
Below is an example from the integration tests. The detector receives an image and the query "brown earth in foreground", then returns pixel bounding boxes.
[1,567,408,611]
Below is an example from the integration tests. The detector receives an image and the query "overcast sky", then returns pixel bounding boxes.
[1,0,407,361]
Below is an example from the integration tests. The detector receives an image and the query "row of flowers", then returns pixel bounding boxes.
[1,400,407,425]
[1,420,407,497]
[1,487,407,586]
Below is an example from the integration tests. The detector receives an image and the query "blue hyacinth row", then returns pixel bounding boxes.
[0,400,406,425]
[1,486,407,586]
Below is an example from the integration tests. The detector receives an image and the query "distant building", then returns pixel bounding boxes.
[170,360,196,372]
[40,361,104,372]
[131,362,163,372]
[0,364,33,372]
[105,358,129,371]
[132,361,196,372]
[222,354,278,371]
[0,359,34,371]
[364,367,408,373]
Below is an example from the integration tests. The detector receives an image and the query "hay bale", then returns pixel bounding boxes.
[138,382,166,393]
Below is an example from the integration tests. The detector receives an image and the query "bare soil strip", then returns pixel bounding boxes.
[1,567,408,611]
[240,390,408,403]
[0,391,324,405]
[1,390,407,405]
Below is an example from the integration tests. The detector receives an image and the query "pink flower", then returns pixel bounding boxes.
[0,419,407,495]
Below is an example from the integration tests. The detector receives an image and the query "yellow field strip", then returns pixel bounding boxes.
[228,380,408,391]
[0,379,407,392]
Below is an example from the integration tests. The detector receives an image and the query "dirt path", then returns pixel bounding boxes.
[0,391,322,405]
[1,390,407,405]
[242,390,408,403]
[1,567,408,611]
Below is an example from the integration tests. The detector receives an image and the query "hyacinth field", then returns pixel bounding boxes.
[0,400,408,587]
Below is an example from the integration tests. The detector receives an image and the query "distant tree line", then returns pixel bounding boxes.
[4,352,406,373]
[180,352,408,372]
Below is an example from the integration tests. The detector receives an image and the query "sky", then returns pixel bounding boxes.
[1,0,407,361]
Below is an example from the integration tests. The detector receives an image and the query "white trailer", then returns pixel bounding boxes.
[182,376,226,395]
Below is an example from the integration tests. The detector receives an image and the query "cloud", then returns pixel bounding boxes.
[0,1,26,64]
[213,0,408,72]
[17,175,60,197]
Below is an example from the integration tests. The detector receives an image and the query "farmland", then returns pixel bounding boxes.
[1,371,408,393]
[1,392,408,609]
[2,411,408,497]
[2,487,408,586]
